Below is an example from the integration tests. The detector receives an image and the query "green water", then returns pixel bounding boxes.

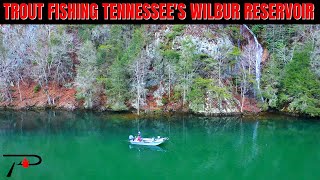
[0,111,319,180]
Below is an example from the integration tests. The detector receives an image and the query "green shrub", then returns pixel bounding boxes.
[172,25,185,32]
[166,25,185,41]
[75,92,85,101]
[34,84,41,93]
[162,97,168,105]
[166,32,179,41]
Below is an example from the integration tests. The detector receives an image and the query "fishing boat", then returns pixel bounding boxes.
[128,135,169,146]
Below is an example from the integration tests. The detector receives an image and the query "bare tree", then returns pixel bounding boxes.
[130,50,150,115]
[0,25,34,102]
[74,40,98,109]
[239,60,249,113]
[178,37,197,106]
[27,25,53,105]
[50,26,75,85]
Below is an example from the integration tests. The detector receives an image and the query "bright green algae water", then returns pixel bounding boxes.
[0,110,319,180]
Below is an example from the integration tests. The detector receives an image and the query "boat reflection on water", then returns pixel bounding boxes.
[129,145,167,152]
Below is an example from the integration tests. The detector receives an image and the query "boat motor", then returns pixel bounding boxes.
[129,135,134,140]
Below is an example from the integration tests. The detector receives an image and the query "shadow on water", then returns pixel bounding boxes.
[128,145,167,152]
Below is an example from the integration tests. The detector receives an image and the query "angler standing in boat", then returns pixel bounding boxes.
[137,131,142,142]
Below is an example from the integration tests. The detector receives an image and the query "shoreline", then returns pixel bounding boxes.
[0,105,318,119]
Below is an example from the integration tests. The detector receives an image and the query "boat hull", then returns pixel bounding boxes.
[129,137,168,146]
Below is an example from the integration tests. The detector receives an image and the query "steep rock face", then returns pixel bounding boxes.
[142,25,261,114]
[176,28,240,114]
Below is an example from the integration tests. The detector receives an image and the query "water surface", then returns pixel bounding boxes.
[0,111,319,180]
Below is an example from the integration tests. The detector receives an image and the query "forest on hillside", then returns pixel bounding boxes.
[0,25,319,117]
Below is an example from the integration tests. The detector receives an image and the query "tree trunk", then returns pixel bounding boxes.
[168,65,171,101]
[241,90,245,113]
[218,60,222,86]
[17,80,22,102]
[240,63,247,113]
[183,72,186,106]
[137,87,140,115]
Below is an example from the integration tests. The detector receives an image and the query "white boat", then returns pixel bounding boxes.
[128,135,169,146]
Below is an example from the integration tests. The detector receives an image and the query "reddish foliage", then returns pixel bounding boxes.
[234,94,261,113]
[0,81,77,110]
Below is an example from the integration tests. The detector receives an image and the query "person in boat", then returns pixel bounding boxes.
[137,131,142,141]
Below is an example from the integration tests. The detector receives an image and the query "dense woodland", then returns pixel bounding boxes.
[0,25,319,117]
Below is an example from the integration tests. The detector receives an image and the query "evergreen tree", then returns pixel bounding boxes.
[177,37,197,106]
[280,44,320,116]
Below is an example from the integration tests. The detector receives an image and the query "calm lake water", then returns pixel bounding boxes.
[0,110,319,180]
